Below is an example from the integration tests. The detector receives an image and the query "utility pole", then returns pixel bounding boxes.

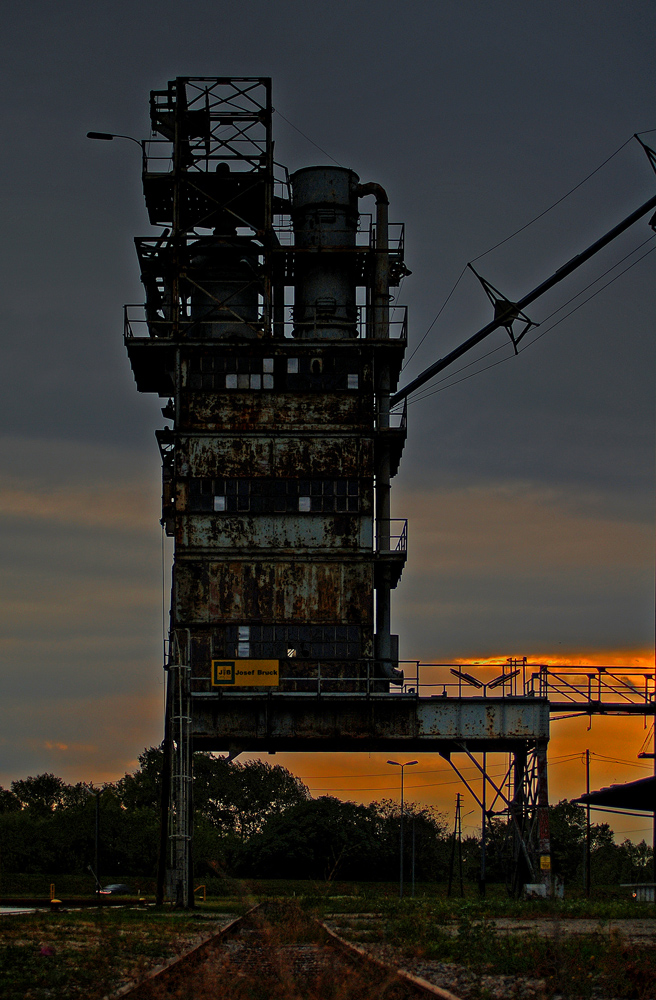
[448,793,464,898]
[480,750,487,896]
[585,749,591,897]
[411,816,416,898]
[388,759,417,899]
[95,789,101,907]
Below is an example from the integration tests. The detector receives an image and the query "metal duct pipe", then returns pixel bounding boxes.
[357,182,389,344]
[358,182,401,684]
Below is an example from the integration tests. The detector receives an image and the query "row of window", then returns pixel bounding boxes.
[186,354,361,391]
[188,478,362,513]
[186,372,359,391]
[211,624,362,660]
[190,355,360,374]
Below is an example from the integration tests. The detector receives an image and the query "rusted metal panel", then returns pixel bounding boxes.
[189,695,550,751]
[176,514,373,550]
[175,435,373,478]
[174,559,374,624]
[179,392,372,432]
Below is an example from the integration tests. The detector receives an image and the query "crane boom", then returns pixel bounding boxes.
[391,192,656,407]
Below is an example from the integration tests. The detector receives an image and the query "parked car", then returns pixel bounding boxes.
[101,884,132,895]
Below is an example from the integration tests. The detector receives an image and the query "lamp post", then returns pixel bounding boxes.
[387,759,418,898]
[87,132,146,169]
[87,131,144,148]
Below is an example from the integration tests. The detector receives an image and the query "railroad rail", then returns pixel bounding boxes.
[104,902,463,1000]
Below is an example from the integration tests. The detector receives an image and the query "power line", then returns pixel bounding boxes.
[403,241,656,406]
[403,132,646,373]
[470,136,636,263]
[273,108,343,166]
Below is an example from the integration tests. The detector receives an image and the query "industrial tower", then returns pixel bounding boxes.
[113,77,656,907]
[125,77,412,901]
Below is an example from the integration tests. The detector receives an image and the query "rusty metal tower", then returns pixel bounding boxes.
[125,77,413,902]
[113,80,656,906]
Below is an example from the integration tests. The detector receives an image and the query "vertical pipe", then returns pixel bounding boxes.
[457,794,464,898]
[95,791,100,908]
[365,191,394,679]
[536,741,552,896]
[399,765,404,899]
[156,671,173,906]
[652,723,656,884]
[480,751,487,896]
[585,748,591,897]
[411,815,415,898]
[447,794,457,898]
[512,746,527,895]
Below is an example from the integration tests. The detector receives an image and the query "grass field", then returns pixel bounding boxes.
[1,883,655,999]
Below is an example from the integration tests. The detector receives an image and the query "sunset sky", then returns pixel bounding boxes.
[0,2,654,845]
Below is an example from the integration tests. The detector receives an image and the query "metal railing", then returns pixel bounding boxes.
[527,664,656,711]
[375,518,408,554]
[189,658,656,708]
[124,302,407,342]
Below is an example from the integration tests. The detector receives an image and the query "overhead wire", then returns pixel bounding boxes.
[273,108,343,167]
[402,130,653,376]
[469,136,636,263]
[401,240,656,407]
[401,232,655,406]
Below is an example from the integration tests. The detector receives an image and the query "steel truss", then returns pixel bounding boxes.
[440,741,551,897]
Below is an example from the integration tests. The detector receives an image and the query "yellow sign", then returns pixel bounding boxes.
[539,855,551,871]
[211,659,279,687]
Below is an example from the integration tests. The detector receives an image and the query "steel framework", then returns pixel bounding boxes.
[118,79,655,906]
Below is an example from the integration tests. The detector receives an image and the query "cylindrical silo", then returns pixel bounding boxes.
[290,166,360,339]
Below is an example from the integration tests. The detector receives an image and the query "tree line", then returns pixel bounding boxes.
[0,747,652,888]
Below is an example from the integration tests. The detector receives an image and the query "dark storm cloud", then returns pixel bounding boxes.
[0,0,653,782]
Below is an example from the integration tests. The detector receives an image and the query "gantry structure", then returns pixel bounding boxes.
[119,77,655,906]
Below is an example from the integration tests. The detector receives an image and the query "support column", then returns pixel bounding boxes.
[536,740,552,895]
[170,632,193,908]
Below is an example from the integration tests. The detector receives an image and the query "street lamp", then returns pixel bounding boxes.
[387,759,418,898]
[87,132,146,169]
[87,131,144,149]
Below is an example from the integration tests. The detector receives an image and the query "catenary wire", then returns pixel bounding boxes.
[469,136,636,262]
[402,265,468,370]
[273,108,343,166]
[400,233,655,407]
[403,242,656,406]
[403,132,646,372]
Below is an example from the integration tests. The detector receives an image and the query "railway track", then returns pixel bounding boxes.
[106,901,463,1000]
